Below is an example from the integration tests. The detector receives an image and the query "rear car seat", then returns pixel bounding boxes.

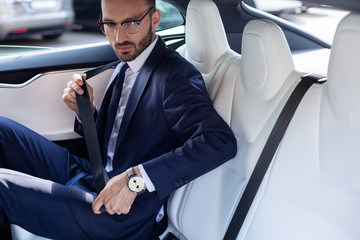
[237,12,360,240]
[163,3,306,238]
[176,0,240,100]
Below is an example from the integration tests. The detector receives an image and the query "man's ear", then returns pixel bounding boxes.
[152,10,161,29]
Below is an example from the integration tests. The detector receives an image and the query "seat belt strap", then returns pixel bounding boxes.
[223,73,326,240]
[75,60,120,196]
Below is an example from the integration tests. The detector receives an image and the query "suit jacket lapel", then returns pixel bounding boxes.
[114,38,169,153]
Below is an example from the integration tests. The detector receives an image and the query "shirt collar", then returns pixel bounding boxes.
[127,36,159,73]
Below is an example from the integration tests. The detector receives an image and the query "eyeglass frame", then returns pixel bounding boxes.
[97,7,154,35]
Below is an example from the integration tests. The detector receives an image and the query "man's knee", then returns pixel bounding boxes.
[0,117,16,147]
[0,117,31,144]
[0,117,30,168]
[0,117,18,136]
[0,117,13,126]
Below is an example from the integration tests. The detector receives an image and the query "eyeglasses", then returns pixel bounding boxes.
[98,7,154,35]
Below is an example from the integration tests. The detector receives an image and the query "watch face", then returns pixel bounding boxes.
[128,176,145,193]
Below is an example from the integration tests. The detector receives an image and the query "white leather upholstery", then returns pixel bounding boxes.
[241,19,295,101]
[179,0,230,74]
[0,69,114,141]
[166,13,301,240]
[327,13,360,130]
[233,19,297,144]
[238,12,360,240]
[177,0,236,99]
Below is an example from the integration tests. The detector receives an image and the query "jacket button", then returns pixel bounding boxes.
[173,182,179,188]
[183,177,189,183]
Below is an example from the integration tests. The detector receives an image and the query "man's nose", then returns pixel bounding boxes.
[115,24,128,42]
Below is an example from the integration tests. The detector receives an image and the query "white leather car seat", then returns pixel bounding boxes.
[164,12,304,240]
[237,12,360,240]
[177,0,240,100]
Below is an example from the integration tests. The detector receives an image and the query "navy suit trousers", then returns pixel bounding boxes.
[0,117,159,240]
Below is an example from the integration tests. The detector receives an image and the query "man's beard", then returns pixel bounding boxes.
[114,24,153,62]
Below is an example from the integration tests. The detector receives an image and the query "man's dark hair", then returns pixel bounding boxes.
[147,0,156,8]
[101,0,156,8]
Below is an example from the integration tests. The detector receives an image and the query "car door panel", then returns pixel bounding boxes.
[0,68,114,142]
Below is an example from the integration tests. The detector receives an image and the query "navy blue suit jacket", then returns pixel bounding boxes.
[73,38,236,239]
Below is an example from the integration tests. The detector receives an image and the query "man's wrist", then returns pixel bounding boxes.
[133,165,142,177]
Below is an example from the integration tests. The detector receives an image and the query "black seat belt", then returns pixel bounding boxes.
[75,60,120,211]
[223,74,326,240]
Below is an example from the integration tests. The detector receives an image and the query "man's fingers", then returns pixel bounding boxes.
[63,73,90,116]
[92,196,104,214]
[91,173,137,215]
[71,74,85,95]
[92,192,135,215]
[63,87,77,101]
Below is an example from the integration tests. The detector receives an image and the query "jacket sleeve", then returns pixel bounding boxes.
[142,63,237,200]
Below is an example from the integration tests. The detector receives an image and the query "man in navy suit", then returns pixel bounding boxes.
[0,0,236,239]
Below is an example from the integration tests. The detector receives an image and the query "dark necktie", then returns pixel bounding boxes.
[102,63,129,155]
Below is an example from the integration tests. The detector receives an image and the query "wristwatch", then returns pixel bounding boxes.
[126,167,145,195]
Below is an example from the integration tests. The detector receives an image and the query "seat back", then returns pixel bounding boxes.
[177,0,240,100]
[166,15,302,239]
[238,12,360,240]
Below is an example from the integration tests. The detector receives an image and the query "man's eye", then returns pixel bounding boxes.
[124,21,138,28]
[105,23,116,27]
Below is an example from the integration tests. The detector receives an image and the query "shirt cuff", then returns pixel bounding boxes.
[76,114,82,123]
[139,164,156,193]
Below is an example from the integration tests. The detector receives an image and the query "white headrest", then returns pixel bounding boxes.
[327,13,360,130]
[241,20,295,100]
[185,0,230,73]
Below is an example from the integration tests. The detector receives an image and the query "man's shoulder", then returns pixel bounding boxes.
[145,38,191,71]
[149,37,202,80]
[160,47,198,73]
[153,38,193,67]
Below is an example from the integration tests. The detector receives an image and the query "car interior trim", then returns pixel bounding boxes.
[0,73,43,89]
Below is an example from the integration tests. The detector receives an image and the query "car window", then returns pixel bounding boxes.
[243,0,349,44]
[0,0,184,53]
[157,0,184,32]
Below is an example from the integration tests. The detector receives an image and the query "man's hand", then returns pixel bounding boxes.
[92,171,136,215]
[62,73,95,116]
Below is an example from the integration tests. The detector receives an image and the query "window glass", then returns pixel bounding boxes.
[243,0,349,44]
[156,0,184,32]
[0,0,184,52]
